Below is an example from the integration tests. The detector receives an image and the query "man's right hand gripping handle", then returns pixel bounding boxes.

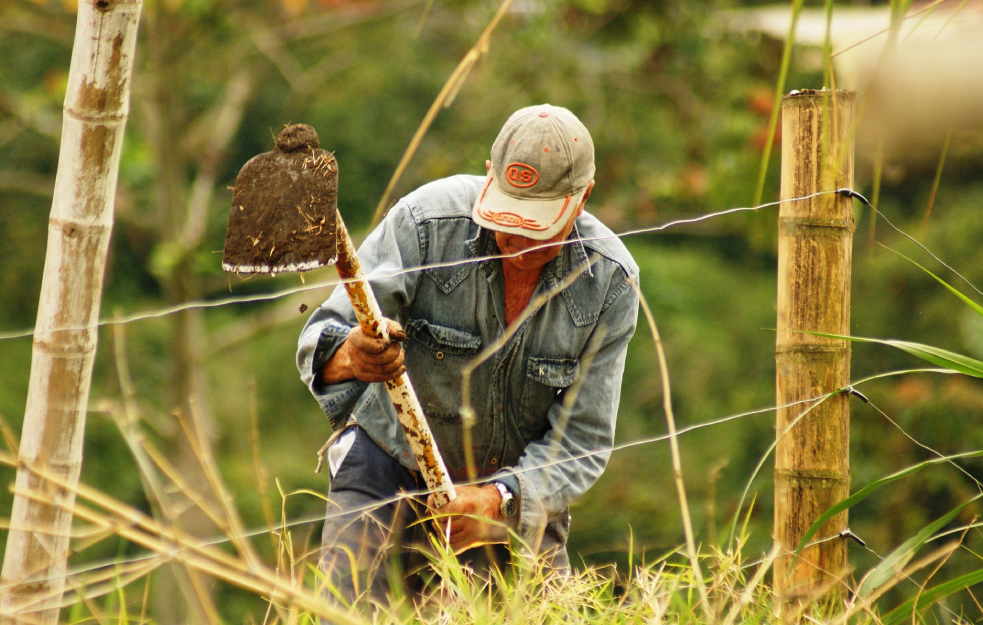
[322,318,407,384]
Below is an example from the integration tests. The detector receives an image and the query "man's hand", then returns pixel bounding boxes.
[322,319,407,384]
[428,484,510,553]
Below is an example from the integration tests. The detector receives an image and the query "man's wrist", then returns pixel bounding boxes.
[321,340,356,384]
[483,483,504,520]
[492,482,518,520]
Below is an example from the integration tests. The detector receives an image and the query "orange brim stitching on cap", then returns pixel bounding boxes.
[476,206,548,230]
[476,193,572,232]
[479,175,495,203]
[550,196,572,225]
[474,170,585,236]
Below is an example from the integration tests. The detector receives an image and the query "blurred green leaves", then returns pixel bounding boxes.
[1,0,983,620]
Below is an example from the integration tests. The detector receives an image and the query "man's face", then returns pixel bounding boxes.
[494,203,583,272]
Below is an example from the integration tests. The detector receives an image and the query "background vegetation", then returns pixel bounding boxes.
[2,0,982,621]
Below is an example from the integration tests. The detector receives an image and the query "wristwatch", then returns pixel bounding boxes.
[493,482,518,519]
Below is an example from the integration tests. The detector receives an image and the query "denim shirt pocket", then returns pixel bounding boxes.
[521,357,580,433]
[404,319,482,420]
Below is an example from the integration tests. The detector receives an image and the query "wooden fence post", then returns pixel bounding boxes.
[774,89,855,603]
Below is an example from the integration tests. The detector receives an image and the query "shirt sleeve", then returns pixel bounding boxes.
[296,202,423,430]
[493,269,639,546]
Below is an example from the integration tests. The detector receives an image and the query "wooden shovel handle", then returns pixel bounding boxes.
[333,215,457,506]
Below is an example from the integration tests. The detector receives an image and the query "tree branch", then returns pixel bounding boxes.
[176,71,254,255]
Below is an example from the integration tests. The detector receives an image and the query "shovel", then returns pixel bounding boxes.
[222,124,457,506]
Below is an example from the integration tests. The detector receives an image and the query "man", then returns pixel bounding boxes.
[297,104,638,601]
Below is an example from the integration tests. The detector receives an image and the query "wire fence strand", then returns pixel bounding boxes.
[3,188,982,606]
[5,367,965,595]
[7,187,976,345]
[0,190,837,343]
[840,188,983,298]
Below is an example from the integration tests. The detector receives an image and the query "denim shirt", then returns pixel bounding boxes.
[297,174,639,551]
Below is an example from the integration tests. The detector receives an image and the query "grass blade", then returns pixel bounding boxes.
[882,568,983,625]
[803,331,983,378]
[796,450,983,554]
[922,126,951,228]
[857,495,980,598]
[751,0,804,208]
[884,246,983,318]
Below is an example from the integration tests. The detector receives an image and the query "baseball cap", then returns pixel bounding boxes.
[472,104,595,241]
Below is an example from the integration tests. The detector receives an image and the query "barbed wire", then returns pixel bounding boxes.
[862,389,983,492]
[0,190,836,343]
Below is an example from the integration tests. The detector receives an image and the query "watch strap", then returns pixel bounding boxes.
[493,481,517,519]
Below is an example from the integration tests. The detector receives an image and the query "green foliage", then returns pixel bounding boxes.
[807,330,983,378]
[2,0,983,621]
[806,242,983,377]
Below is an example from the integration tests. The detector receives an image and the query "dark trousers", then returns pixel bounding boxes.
[320,427,510,604]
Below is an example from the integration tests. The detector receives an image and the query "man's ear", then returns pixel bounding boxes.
[486,160,492,173]
[577,180,595,215]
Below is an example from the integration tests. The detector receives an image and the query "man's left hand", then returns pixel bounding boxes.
[428,484,510,553]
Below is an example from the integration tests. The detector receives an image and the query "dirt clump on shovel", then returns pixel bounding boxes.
[223,124,338,274]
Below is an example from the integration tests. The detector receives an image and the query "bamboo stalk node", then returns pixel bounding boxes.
[775,344,847,355]
[778,217,855,235]
[775,468,848,481]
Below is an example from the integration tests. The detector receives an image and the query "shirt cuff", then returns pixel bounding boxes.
[311,322,352,391]
[310,323,368,430]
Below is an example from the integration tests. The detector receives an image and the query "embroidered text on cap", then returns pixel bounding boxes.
[505,163,539,188]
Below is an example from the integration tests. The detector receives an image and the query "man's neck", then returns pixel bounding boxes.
[501,262,543,326]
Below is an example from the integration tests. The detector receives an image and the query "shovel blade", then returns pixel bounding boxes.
[223,124,338,274]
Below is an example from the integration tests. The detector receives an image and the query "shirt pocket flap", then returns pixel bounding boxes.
[526,357,580,388]
[407,319,481,355]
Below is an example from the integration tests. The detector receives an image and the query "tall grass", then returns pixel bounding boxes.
[4,321,980,624]
[0,434,850,625]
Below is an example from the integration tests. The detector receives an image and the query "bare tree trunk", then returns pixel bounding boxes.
[774,89,855,604]
[0,0,142,622]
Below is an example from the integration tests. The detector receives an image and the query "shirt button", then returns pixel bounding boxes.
[436,352,444,360]
[490,458,498,465]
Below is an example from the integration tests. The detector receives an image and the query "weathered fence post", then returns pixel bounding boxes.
[774,89,855,603]
[0,0,142,622]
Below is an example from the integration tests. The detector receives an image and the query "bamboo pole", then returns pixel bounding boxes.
[774,89,855,603]
[0,0,143,622]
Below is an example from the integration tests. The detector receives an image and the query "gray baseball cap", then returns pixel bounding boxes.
[472,104,595,241]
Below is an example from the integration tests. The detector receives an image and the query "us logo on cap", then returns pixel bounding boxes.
[505,163,538,188]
